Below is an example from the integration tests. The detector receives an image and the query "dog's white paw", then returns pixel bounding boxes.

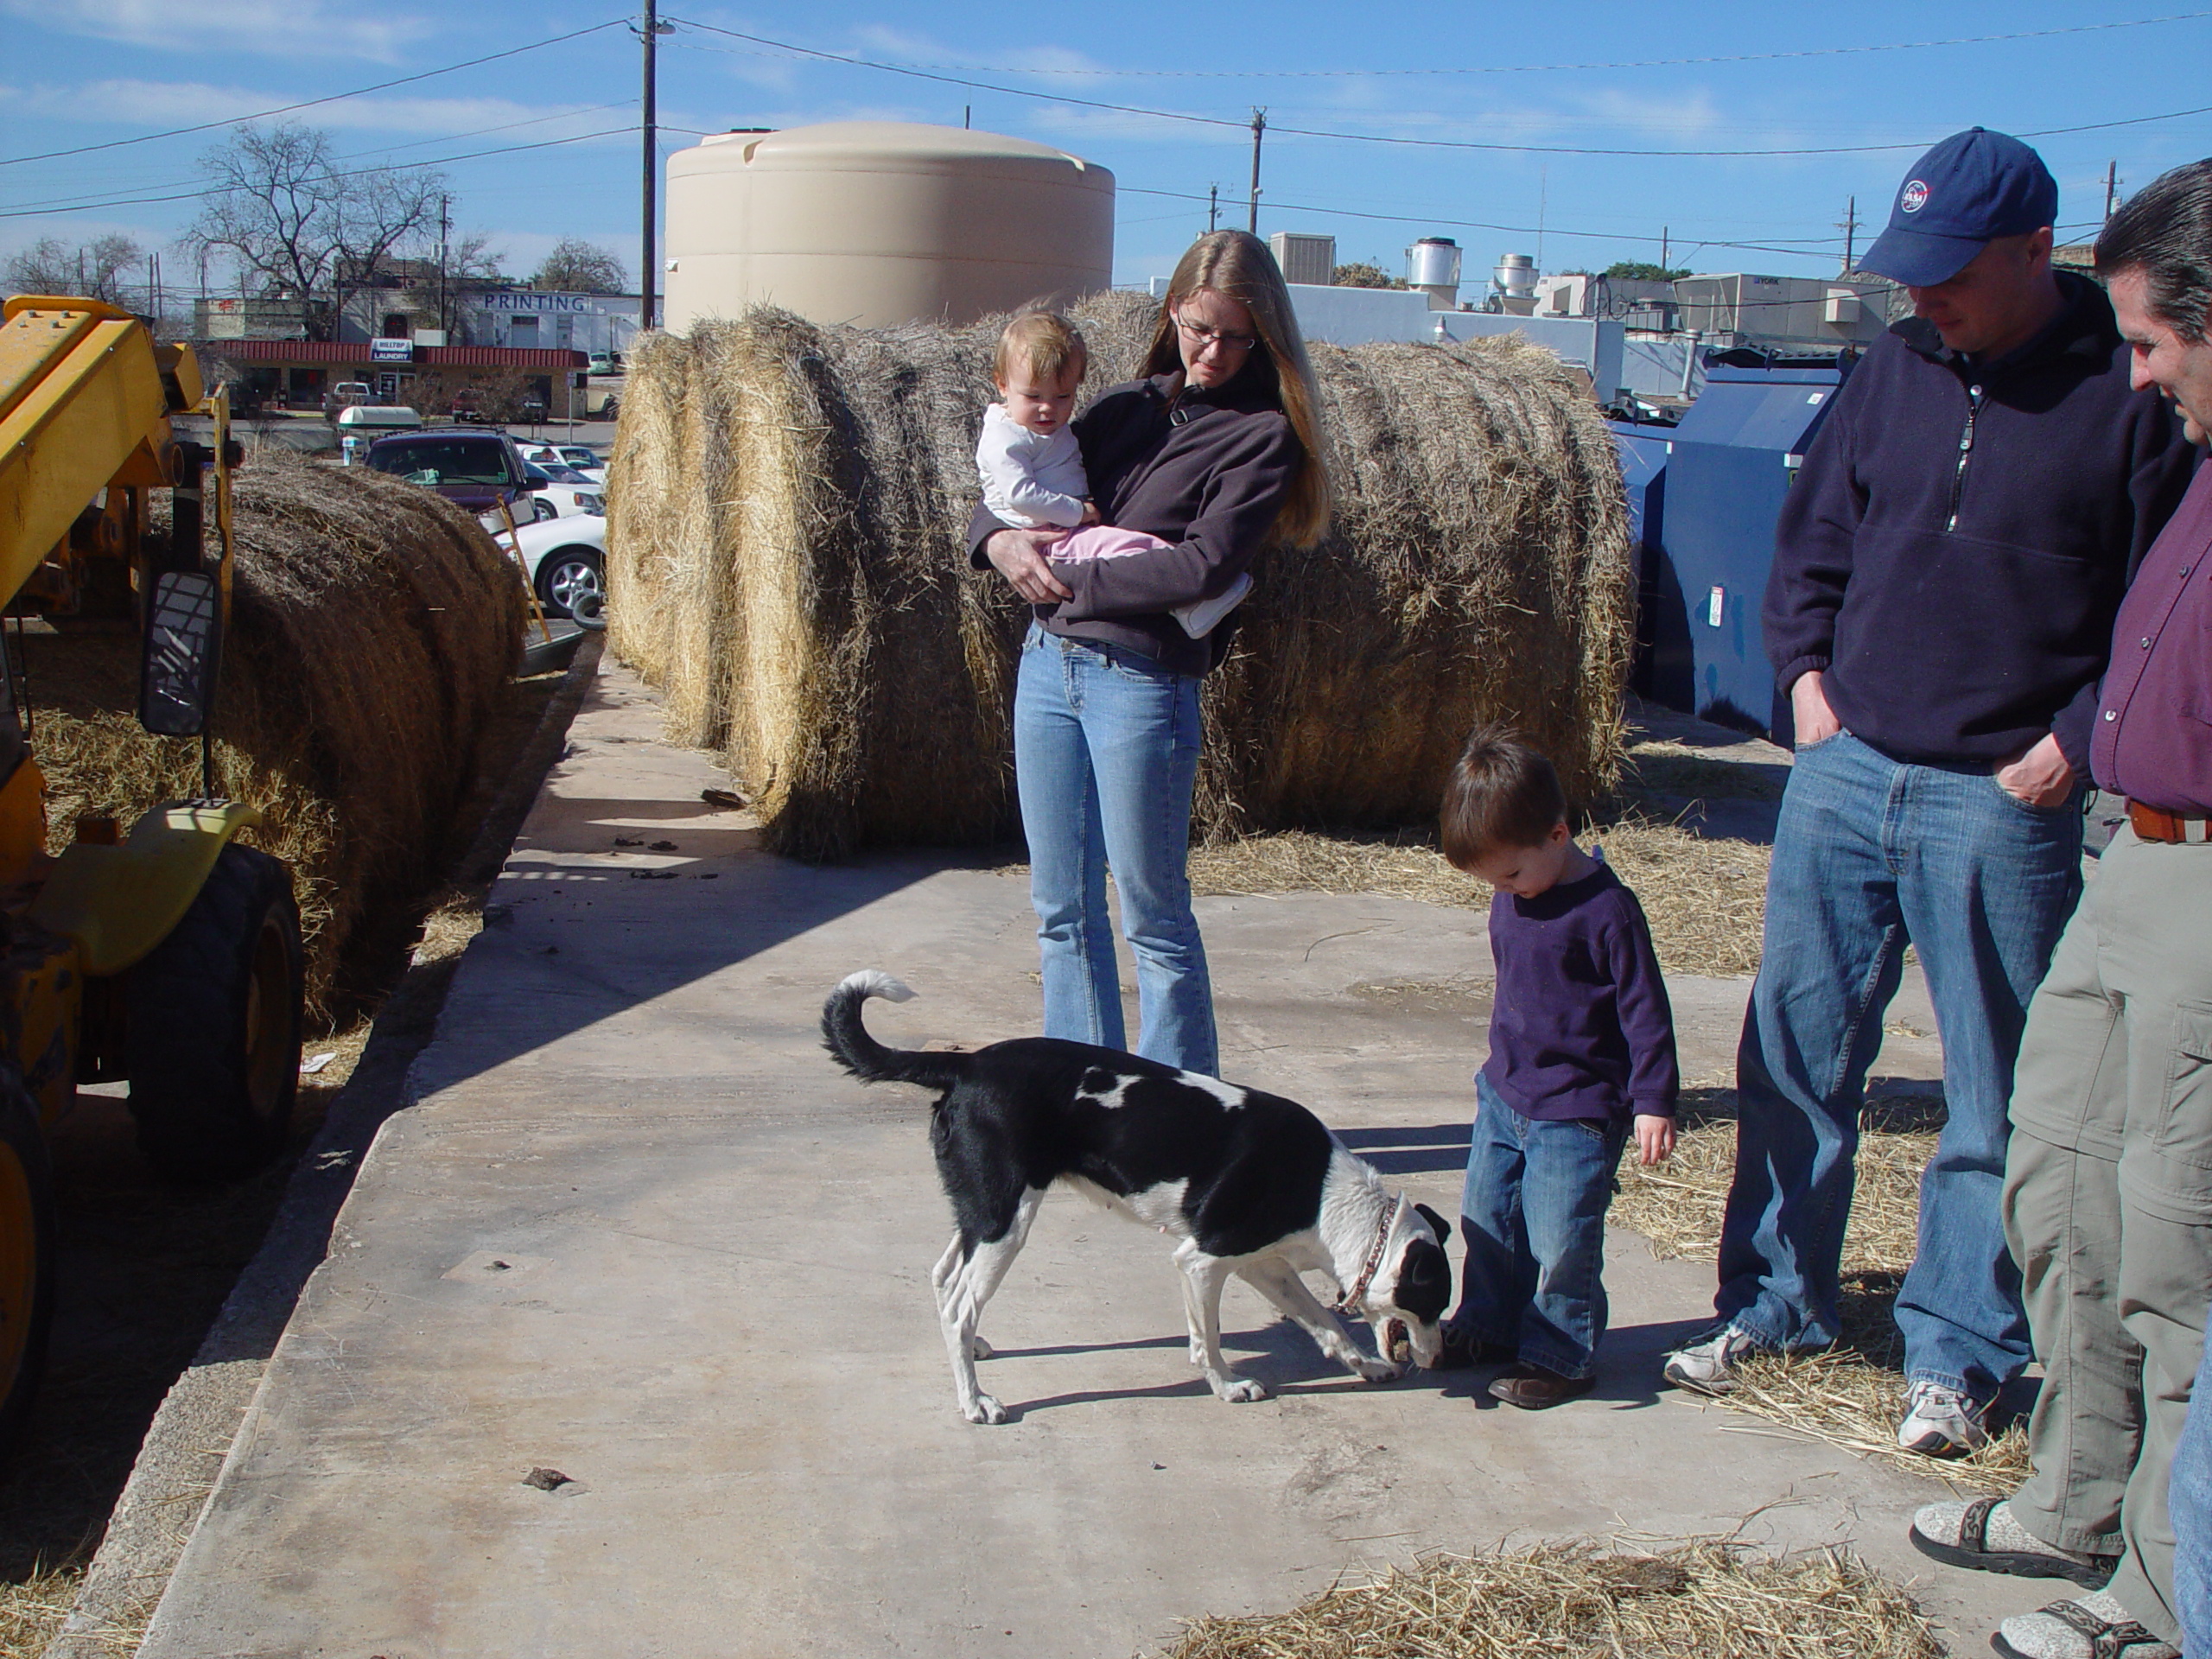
[1216,1376,1269,1404]
[965,1393,1007,1426]
[1354,1357,1402,1383]
[970,1335,995,1361]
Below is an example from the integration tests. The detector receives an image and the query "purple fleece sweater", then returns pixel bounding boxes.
[1481,859,1680,1123]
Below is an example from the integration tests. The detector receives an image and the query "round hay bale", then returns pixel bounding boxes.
[607,294,1632,859]
[28,449,526,1015]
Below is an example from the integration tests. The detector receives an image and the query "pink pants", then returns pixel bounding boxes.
[1048,525,1173,561]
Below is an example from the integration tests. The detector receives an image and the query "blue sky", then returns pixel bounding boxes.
[4,1,2210,298]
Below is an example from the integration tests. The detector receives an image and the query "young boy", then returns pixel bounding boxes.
[1433,725,1679,1408]
[974,310,1249,639]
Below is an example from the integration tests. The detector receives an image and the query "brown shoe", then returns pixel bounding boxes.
[1486,1363,1595,1408]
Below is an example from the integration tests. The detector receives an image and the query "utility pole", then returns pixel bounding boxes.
[963,105,971,130]
[1660,227,1669,274]
[438,193,451,341]
[1838,194,1859,274]
[1246,109,1266,235]
[640,2,674,333]
[2104,160,2120,223]
[1208,183,1218,232]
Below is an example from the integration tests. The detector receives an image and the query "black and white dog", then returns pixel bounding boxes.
[823,970,1453,1425]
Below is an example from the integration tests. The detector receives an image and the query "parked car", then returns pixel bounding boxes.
[519,443,606,484]
[522,462,604,520]
[323,380,372,416]
[363,427,535,518]
[500,514,606,626]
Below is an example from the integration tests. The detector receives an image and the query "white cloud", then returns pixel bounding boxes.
[1,80,630,145]
[0,0,433,60]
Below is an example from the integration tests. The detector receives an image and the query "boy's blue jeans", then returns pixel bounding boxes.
[1453,1073,1628,1380]
[1012,624,1216,1077]
[1717,731,2082,1399]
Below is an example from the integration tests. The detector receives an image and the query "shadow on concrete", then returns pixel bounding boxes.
[1335,1123,1472,1176]
[414,843,949,1098]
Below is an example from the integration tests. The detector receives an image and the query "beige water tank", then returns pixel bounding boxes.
[662,122,1115,333]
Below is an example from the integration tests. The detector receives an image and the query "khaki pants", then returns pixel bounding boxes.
[2003,827,2212,1647]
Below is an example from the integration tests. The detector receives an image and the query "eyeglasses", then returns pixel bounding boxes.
[1174,314,1259,355]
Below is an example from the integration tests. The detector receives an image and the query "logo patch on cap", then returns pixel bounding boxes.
[1901,180,1930,213]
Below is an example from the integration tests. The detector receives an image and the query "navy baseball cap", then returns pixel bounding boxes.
[1859,128,2058,287]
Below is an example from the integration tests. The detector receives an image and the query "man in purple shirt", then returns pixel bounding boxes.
[1906,158,2212,1659]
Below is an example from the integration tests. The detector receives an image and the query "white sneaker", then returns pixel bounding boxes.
[1897,1377,1991,1457]
[1662,1325,1759,1395]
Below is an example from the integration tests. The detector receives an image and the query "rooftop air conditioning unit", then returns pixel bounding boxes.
[1824,287,1861,325]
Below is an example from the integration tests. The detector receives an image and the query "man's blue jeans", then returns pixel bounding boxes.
[1717,731,2082,1398]
[1453,1073,1629,1380]
[1013,625,1216,1076]
[2176,1318,2211,1659]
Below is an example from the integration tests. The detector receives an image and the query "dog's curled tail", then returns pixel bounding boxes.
[821,971,967,1094]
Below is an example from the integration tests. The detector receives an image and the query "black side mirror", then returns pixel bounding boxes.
[141,570,222,736]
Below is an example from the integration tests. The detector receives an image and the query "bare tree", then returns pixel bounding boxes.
[532,238,626,295]
[4,234,145,303]
[181,123,446,339]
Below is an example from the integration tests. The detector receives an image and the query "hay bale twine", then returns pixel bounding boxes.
[29,449,526,1014]
[607,293,1632,859]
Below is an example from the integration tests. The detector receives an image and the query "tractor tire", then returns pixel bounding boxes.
[125,844,305,1183]
[0,1061,55,1460]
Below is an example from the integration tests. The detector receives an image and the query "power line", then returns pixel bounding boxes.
[712,13,2212,79]
[0,126,638,222]
[3,104,637,218]
[663,16,2212,160]
[0,18,627,168]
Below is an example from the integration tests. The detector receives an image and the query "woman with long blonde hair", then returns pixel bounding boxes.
[969,229,1332,1074]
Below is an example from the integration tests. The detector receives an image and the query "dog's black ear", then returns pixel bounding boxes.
[1393,1237,1452,1323]
[1414,1202,1452,1245]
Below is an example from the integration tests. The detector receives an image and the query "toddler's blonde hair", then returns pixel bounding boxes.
[995,311,1087,388]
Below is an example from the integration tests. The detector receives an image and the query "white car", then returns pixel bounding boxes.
[493,513,606,626]
[521,461,604,520]
[519,444,607,484]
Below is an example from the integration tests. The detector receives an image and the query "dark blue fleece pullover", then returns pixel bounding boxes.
[1763,272,2198,771]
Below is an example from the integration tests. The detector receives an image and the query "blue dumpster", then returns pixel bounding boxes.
[1606,420,1673,699]
[1639,361,1848,738]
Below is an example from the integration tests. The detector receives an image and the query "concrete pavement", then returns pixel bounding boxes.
[131,661,2016,1658]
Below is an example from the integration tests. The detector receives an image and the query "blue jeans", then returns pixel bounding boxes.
[2175,1303,2212,1658]
[1453,1073,1628,1379]
[1013,625,1216,1075]
[1717,732,2082,1397]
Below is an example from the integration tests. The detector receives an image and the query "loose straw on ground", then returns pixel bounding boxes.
[1156,1537,1945,1659]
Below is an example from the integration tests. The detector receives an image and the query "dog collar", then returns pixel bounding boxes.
[1334,1205,1395,1315]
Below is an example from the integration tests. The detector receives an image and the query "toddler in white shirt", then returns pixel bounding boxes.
[976,311,1249,639]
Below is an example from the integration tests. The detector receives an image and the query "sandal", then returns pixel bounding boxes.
[1910,1497,2115,1588]
[1991,1594,2178,1659]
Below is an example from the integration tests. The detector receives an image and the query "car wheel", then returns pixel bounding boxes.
[532,496,559,523]
[124,844,305,1183]
[538,548,606,629]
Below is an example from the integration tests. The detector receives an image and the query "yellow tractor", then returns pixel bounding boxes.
[0,296,306,1451]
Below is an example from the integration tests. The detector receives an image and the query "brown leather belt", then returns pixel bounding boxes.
[2128,800,2212,844]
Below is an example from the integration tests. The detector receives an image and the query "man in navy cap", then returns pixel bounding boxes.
[1663,130,2198,1461]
